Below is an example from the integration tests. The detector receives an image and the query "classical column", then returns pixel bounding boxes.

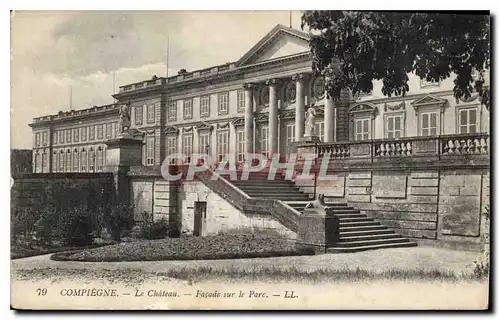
[293,74,305,141]
[324,91,335,143]
[243,83,254,155]
[266,78,279,157]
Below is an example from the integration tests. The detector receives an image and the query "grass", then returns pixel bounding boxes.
[12,265,488,285]
[51,233,314,262]
[11,241,115,260]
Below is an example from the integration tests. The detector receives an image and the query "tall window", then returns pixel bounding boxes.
[73,128,79,143]
[286,124,296,145]
[80,127,87,141]
[146,136,155,166]
[354,118,371,141]
[216,130,229,162]
[73,149,79,172]
[147,104,155,123]
[35,133,41,147]
[66,130,71,143]
[218,92,229,115]
[106,123,112,139]
[237,90,245,113]
[183,99,193,120]
[59,131,64,144]
[52,151,58,172]
[386,114,403,139]
[135,105,144,125]
[236,128,245,162]
[65,150,71,172]
[260,125,269,158]
[167,136,177,164]
[34,152,40,173]
[420,112,438,136]
[42,152,48,172]
[58,151,64,172]
[182,134,193,163]
[89,126,95,141]
[89,148,95,172]
[200,96,210,118]
[314,121,325,142]
[168,101,177,121]
[96,147,104,172]
[42,132,47,146]
[97,124,104,140]
[80,149,87,172]
[458,108,477,134]
[198,132,210,154]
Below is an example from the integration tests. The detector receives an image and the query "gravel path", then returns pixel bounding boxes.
[11,246,483,275]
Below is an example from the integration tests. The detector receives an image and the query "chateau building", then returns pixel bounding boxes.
[30,24,490,173]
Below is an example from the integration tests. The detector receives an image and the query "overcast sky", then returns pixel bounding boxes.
[10,10,304,149]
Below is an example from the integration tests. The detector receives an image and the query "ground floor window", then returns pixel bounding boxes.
[216,130,229,162]
[236,128,245,162]
[458,107,478,134]
[198,132,210,154]
[260,125,269,158]
[183,134,193,163]
[73,150,79,172]
[420,111,438,136]
[354,117,371,141]
[386,114,404,139]
[96,147,104,172]
[314,121,324,141]
[80,149,87,172]
[146,136,155,166]
[166,136,177,164]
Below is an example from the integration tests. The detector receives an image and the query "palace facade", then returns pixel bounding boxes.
[30,24,490,173]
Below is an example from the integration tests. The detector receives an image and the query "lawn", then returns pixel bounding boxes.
[11,241,115,260]
[51,234,314,262]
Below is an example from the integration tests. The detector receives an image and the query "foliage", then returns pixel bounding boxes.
[138,212,170,240]
[51,233,314,262]
[472,260,489,279]
[102,204,135,242]
[301,11,490,109]
[11,207,39,247]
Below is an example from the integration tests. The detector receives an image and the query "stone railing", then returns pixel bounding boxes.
[312,133,490,162]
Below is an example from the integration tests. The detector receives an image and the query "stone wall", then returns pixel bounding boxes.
[178,181,296,238]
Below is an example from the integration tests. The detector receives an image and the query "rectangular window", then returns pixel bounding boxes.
[73,128,79,143]
[35,133,41,147]
[200,96,210,118]
[147,104,155,123]
[96,148,104,172]
[182,134,193,163]
[59,131,64,144]
[237,90,245,113]
[166,136,177,164]
[106,123,112,139]
[65,151,71,172]
[89,149,95,172]
[183,99,193,120]
[58,152,64,172]
[421,112,438,136]
[354,118,371,141]
[97,125,103,140]
[314,121,325,142]
[66,130,71,143]
[52,152,58,172]
[218,92,229,115]
[260,125,269,158]
[53,132,58,145]
[80,127,87,141]
[286,124,296,144]
[459,108,478,134]
[89,126,95,141]
[146,136,155,166]
[73,150,79,172]
[42,152,48,172]
[80,149,87,172]
[386,115,403,139]
[168,101,177,121]
[42,132,47,146]
[216,130,229,162]
[198,132,210,154]
[236,128,245,162]
[135,105,144,125]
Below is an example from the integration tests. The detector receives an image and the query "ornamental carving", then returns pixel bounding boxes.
[195,122,214,132]
[384,101,406,112]
[284,81,296,103]
[311,77,325,99]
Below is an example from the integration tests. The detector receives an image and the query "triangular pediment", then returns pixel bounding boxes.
[236,24,310,66]
[411,94,447,108]
[164,126,179,135]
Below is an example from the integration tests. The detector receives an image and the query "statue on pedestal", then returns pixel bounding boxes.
[119,103,131,135]
[304,194,332,215]
[304,103,317,137]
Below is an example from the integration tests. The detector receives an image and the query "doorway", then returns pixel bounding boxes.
[193,201,207,237]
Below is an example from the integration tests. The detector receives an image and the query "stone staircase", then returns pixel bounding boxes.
[223,170,417,253]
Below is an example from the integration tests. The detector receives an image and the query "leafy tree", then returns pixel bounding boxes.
[301,11,490,109]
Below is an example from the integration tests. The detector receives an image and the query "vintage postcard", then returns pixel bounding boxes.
[10,10,490,310]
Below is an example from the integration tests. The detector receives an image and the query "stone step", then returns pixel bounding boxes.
[238,186,301,192]
[339,225,389,232]
[339,221,381,227]
[336,217,371,222]
[333,237,411,248]
[339,229,396,237]
[327,241,418,253]
[252,195,312,201]
[338,233,403,242]
[231,180,293,185]
[331,213,366,218]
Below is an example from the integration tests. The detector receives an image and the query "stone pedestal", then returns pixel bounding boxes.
[296,208,340,254]
[299,135,321,143]
[104,134,143,205]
